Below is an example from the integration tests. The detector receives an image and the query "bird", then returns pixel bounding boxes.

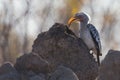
[67,12,102,66]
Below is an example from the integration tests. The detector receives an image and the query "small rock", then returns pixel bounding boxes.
[26,71,36,77]
[30,75,46,80]
[98,50,120,80]
[0,63,17,75]
[20,74,30,80]
[38,73,46,79]
[0,71,20,80]
[14,53,50,74]
[49,66,79,80]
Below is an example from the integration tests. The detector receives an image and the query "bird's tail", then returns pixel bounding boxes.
[96,48,102,66]
[97,52,100,66]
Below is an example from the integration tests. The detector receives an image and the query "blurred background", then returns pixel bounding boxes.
[0,0,120,64]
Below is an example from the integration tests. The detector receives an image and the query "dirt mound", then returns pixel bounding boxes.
[32,23,98,80]
[0,23,99,80]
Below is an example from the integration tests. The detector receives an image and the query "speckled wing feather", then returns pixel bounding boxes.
[87,23,102,66]
[87,23,102,53]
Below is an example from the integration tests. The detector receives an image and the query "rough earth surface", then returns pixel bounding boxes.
[98,50,120,80]
[1,23,116,80]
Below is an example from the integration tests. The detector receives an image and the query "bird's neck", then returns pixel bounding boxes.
[80,22,87,30]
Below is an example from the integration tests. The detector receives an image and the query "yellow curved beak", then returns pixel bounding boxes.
[68,17,76,27]
[68,17,80,27]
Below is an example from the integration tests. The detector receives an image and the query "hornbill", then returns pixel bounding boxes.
[67,12,102,66]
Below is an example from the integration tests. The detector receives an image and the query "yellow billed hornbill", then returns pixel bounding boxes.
[67,12,102,66]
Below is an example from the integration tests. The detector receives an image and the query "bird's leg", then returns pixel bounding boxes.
[89,49,98,62]
[90,49,101,66]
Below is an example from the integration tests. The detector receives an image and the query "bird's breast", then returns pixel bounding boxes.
[80,28,95,49]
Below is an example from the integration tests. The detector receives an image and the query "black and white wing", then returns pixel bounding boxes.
[87,23,102,55]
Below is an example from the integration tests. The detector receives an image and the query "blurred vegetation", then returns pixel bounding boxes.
[0,0,120,64]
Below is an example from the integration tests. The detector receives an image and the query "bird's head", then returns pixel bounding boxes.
[68,12,90,26]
